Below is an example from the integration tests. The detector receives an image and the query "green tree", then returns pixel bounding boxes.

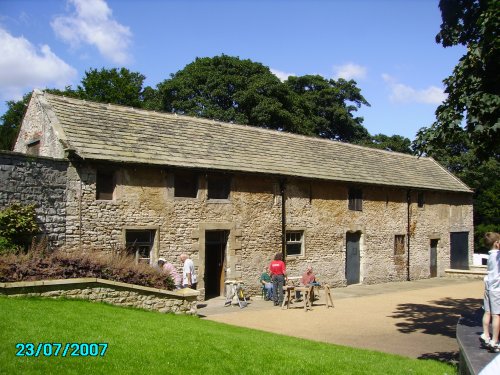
[157,55,312,135]
[77,67,147,108]
[0,93,32,150]
[285,75,370,142]
[357,134,412,154]
[413,0,500,251]
[414,0,499,160]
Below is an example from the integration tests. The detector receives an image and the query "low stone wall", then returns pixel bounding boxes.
[0,278,200,315]
[445,268,486,280]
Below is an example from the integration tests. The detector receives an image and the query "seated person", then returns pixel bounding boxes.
[295,266,319,301]
[259,267,273,301]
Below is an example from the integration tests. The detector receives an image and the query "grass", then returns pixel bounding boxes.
[0,296,456,375]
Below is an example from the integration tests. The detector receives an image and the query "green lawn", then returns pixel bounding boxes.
[0,296,456,375]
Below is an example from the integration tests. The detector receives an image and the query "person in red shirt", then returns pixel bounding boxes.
[269,252,287,306]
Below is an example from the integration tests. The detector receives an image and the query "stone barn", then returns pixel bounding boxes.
[10,90,473,298]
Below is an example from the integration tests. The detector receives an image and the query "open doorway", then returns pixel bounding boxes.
[204,230,229,298]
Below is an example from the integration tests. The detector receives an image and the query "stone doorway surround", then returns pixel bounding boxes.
[192,222,242,297]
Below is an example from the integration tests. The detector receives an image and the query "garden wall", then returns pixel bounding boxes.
[0,151,68,248]
[0,278,199,315]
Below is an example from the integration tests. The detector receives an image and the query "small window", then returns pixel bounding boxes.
[207,174,231,200]
[394,235,405,256]
[348,188,363,211]
[417,192,425,208]
[286,231,304,256]
[125,229,155,264]
[174,171,198,198]
[27,140,40,156]
[96,171,115,200]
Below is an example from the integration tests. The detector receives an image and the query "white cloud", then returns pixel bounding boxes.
[382,74,447,105]
[333,63,367,80]
[0,27,77,101]
[51,0,132,64]
[271,68,295,82]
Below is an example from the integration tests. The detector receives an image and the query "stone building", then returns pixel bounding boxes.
[11,90,473,298]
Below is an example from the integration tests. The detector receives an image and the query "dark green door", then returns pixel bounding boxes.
[450,232,469,270]
[346,232,361,285]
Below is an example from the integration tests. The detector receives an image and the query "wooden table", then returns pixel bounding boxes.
[294,285,313,311]
[281,285,295,309]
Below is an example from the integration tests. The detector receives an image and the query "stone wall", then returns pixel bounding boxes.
[63,161,473,297]
[0,151,68,247]
[0,278,199,315]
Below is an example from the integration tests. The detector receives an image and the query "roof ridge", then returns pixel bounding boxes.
[41,91,423,161]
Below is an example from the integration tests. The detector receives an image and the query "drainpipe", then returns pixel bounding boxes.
[280,179,287,262]
[406,189,411,281]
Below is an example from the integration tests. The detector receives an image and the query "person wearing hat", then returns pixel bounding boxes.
[157,257,181,289]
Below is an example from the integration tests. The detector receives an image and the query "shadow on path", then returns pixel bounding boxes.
[390,297,482,364]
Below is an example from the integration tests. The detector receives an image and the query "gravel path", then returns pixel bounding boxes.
[199,278,483,360]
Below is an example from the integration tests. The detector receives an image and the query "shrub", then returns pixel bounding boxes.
[0,247,175,290]
[0,203,39,254]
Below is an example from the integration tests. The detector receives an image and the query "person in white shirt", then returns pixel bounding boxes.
[480,232,500,352]
[180,253,197,289]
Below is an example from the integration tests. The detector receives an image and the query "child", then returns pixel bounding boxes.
[480,232,500,352]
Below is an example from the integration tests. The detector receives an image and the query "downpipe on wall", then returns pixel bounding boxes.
[406,189,411,281]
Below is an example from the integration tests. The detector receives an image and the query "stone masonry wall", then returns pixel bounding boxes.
[63,161,473,297]
[0,279,198,315]
[0,151,68,247]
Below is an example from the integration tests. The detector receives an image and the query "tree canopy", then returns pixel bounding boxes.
[285,75,370,142]
[157,55,313,135]
[414,0,499,161]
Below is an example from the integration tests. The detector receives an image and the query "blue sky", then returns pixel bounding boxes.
[0,0,466,140]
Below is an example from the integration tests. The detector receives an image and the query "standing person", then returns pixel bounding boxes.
[269,252,286,306]
[480,232,500,352]
[259,267,273,301]
[180,253,197,290]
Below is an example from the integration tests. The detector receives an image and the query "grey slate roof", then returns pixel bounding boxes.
[37,91,471,193]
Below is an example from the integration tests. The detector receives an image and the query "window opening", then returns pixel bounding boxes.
[207,174,231,200]
[174,171,198,198]
[96,171,115,200]
[394,235,406,256]
[348,188,363,211]
[125,229,155,264]
[286,231,304,256]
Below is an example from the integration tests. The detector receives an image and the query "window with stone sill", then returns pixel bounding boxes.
[96,171,115,200]
[125,229,156,264]
[286,230,304,257]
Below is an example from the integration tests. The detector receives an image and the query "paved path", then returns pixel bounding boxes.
[198,278,484,360]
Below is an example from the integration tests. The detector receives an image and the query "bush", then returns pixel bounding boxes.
[0,246,175,290]
[0,203,39,254]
